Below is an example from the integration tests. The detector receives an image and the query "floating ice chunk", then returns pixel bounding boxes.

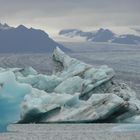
[0,71,31,131]
[40,93,124,123]
[109,82,137,100]
[18,67,38,77]
[0,71,31,99]
[20,91,82,122]
[54,76,84,94]
[53,47,91,79]
[121,115,140,123]
[17,74,62,92]
[84,66,114,81]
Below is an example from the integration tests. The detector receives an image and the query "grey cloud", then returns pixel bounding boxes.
[0,0,140,36]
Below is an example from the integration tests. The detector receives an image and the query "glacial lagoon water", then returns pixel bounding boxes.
[1,123,140,140]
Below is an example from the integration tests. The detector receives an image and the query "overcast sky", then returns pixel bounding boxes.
[0,0,140,39]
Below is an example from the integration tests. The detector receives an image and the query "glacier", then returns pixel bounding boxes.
[0,47,140,131]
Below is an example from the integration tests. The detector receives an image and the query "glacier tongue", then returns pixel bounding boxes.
[0,47,140,131]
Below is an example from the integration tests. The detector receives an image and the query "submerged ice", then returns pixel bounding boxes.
[0,47,140,131]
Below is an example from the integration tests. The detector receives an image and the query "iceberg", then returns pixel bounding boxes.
[0,47,140,131]
[0,71,31,131]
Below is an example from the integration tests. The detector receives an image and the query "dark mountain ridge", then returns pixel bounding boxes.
[0,23,69,53]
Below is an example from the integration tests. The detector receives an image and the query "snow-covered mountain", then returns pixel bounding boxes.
[0,23,70,53]
[0,23,12,30]
[59,28,140,45]
[131,28,140,34]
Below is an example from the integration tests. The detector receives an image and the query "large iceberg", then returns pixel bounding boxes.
[0,47,140,131]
